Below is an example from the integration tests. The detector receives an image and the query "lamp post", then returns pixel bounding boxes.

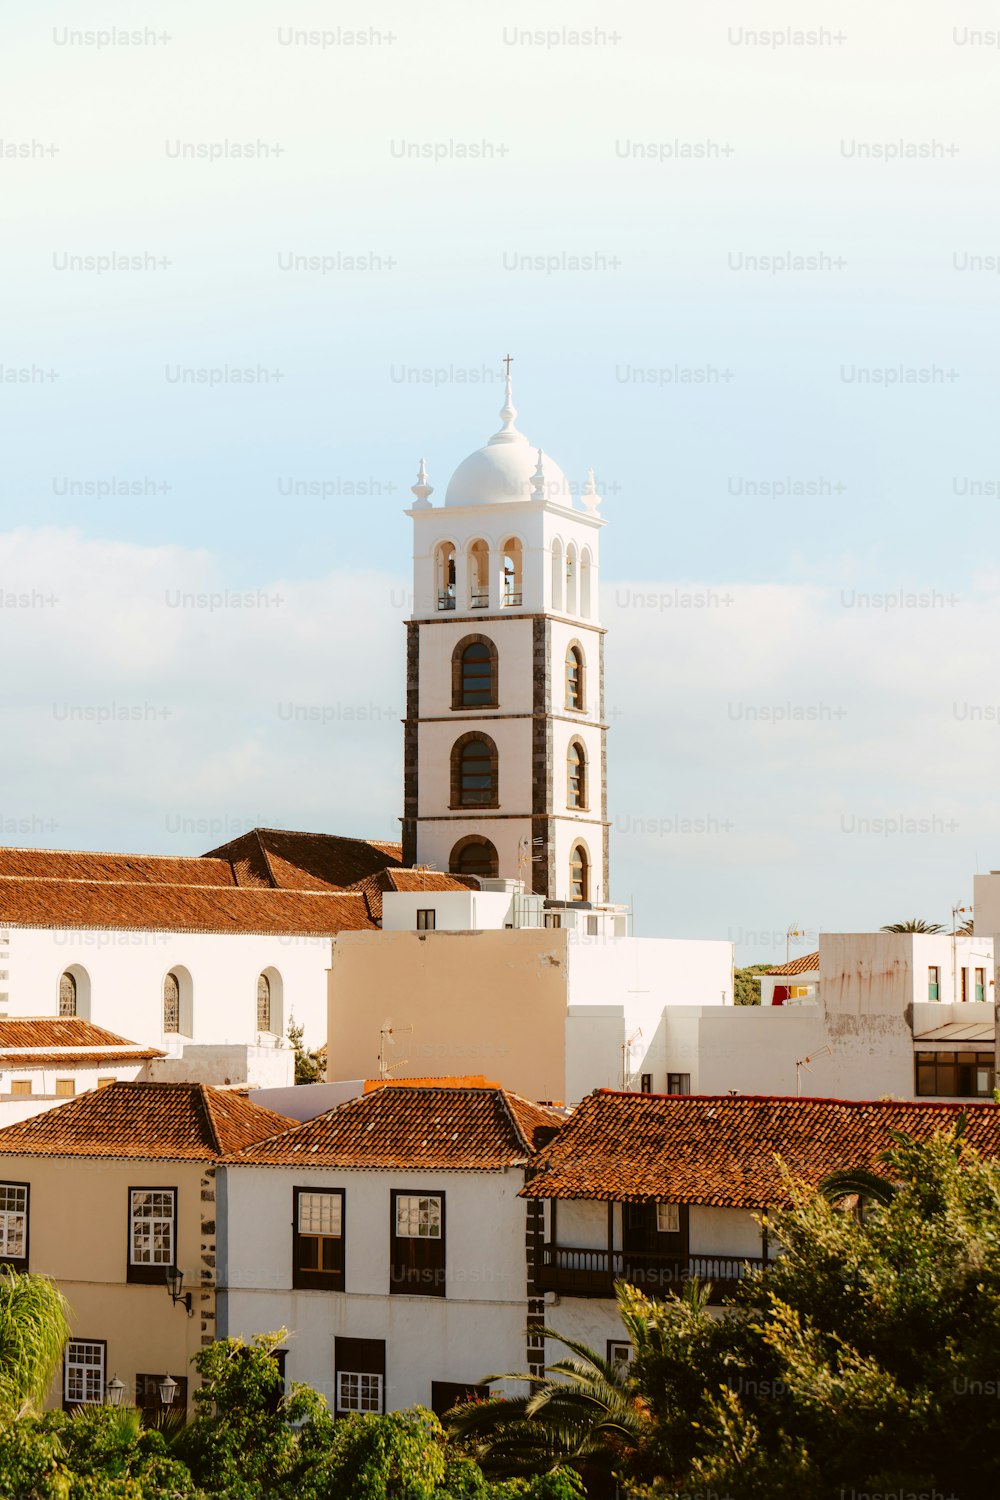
[158,1374,178,1408]
[105,1374,126,1407]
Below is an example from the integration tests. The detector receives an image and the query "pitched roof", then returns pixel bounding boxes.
[0,847,235,886]
[0,1081,297,1160]
[765,952,820,976]
[363,1075,499,1092]
[232,1085,565,1170]
[0,1051,162,1068]
[204,829,403,892]
[0,1019,151,1051]
[348,867,479,923]
[0,879,376,934]
[522,1091,1000,1210]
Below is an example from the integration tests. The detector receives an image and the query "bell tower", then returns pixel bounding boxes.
[402,370,608,903]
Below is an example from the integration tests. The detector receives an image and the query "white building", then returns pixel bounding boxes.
[219,1082,563,1416]
[0,1017,164,1123]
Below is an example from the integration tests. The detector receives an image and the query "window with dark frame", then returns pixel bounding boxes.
[335,1336,385,1416]
[127,1187,176,1284]
[390,1190,445,1297]
[566,645,585,711]
[450,837,499,879]
[416,909,436,931]
[458,739,494,806]
[135,1373,189,1421]
[567,741,586,809]
[915,1050,995,1098]
[431,1380,490,1418]
[460,642,494,706]
[961,967,969,1003]
[928,965,940,1001]
[666,1073,691,1095]
[0,1181,28,1270]
[639,1073,652,1094]
[64,1339,106,1409]
[59,971,77,1017]
[569,844,589,902]
[292,1187,345,1291]
[976,967,986,1002]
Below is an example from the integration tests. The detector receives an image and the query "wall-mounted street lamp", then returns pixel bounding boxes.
[105,1374,126,1406]
[165,1265,193,1317]
[158,1374,178,1407]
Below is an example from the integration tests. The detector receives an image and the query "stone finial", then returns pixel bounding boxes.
[410,457,433,507]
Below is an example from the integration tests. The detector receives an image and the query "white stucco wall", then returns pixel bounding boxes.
[220,1164,533,1410]
[2,927,332,1050]
[380,891,514,932]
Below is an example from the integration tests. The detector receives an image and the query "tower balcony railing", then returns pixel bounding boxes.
[437,591,456,611]
[470,589,490,609]
[502,591,523,607]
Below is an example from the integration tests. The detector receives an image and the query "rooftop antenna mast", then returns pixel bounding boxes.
[378,1023,412,1079]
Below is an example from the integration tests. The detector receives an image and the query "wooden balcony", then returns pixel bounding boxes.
[537,1244,765,1301]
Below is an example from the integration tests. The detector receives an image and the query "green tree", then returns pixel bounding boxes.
[880,919,944,932]
[288,1020,326,1084]
[446,1333,646,1493]
[733,964,770,1006]
[0,1269,71,1417]
[622,1126,1000,1499]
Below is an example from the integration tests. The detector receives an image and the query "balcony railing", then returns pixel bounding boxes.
[502,591,523,607]
[437,592,456,611]
[537,1244,765,1301]
[470,589,489,609]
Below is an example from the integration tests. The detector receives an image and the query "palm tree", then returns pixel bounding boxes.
[881,919,944,933]
[0,1270,71,1416]
[445,1322,650,1489]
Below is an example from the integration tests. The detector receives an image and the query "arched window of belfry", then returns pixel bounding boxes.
[435,542,456,611]
[551,539,564,611]
[501,538,522,607]
[565,543,578,615]
[468,539,490,610]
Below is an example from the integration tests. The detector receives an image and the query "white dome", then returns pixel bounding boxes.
[443,378,574,508]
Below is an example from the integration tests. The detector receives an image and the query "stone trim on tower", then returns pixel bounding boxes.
[402,621,420,866]
[531,617,554,898]
[600,633,609,900]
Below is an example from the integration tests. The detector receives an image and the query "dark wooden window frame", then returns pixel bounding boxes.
[565,641,586,712]
[126,1185,177,1286]
[451,633,499,710]
[390,1189,446,1298]
[416,909,436,931]
[449,731,499,810]
[449,835,499,880]
[915,1050,995,1099]
[0,1179,29,1273]
[431,1379,490,1417]
[569,842,590,902]
[567,738,588,811]
[292,1186,346,1291]
[334,1336,385,1415]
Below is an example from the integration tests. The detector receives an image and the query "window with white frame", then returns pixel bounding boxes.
[395,1195,442,1238]
[656,1203,680,1234]
[337,1370,383,1414]
[64,1339,105,1407]
[607,1340,634,1373]
[0,1182,28,1267]
[128,1188,176,1283]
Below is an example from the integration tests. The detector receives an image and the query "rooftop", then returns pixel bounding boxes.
[233,1084,565,1170]
[765,952,820,977]
[523,1090,1000,1209]
[0,1019,155,1051]
[0,1080,297,1160]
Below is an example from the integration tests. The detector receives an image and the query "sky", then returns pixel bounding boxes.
[1,2,999,962]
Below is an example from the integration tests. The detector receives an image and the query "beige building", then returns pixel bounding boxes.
[0,1080,293,1415]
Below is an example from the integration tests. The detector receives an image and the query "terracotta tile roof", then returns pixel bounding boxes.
[363,1076,499,1092]
[0,846,235,886]
[0,1019,151,1050]
[0,1081,297,1160]
[348,867,479,923]
[522,1091,1000,1210]
[765,952,820,976]
[204,829,403,891]
[0,878,376,934]
[0,1050,162,1068]
[232,1085,565,1170]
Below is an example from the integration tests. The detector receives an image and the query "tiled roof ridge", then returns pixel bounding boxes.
[491,1088,535,1158]
[195,1084,224,1155]
[765,951,820,976]
[0,843,229,862]
[596,1089,989,1111]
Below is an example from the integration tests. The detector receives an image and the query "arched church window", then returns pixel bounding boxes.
[501,538,522,607]
[59,971,77,1018]
[163,972,180,1034]
[570,843,590,903]
[565,544,578,615]
[452,637,497,709]
[468,539,490,610]
[256,973,271,1032]
[454,736,497,807]
[551,539,564,611]
[435,542,456,611]
[450,837,499,880]
[567,741,587,809]
[566,644,585,711]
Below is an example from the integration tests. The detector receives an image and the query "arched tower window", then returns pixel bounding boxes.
[451,733,499,808]
[501,538,522,607]
[451,635,498,710]
[256,973,271,1032]
[59,971,77,1018]
[468,539,490,610]
[551,539,564,611]
[567,740,588,809]
[435,542,456,611]
[163,972,180,1034]
[566,644,585,711]
[580,548,593,619]
[565,543,578,615]
[570,843,590,903]
[450,836,499,880]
